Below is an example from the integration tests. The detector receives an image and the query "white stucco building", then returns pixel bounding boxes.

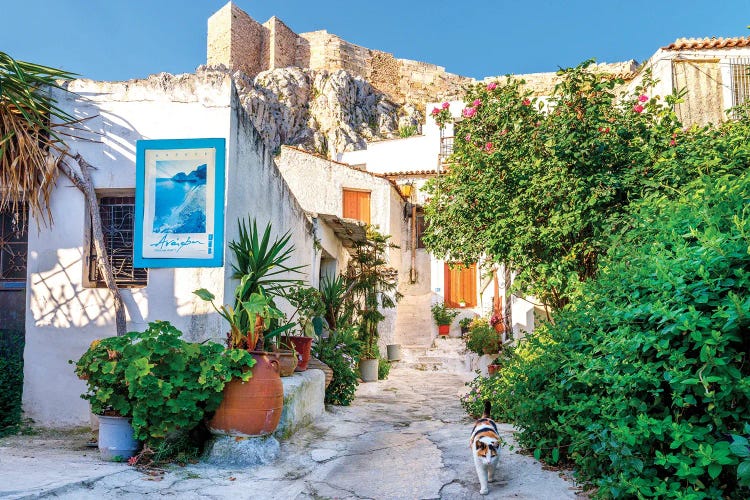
[16,71,358,426]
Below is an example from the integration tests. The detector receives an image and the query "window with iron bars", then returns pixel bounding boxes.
[439,136,454,162]
[0,205,28,286]
[88,195,147,287]
[729,58,750,119]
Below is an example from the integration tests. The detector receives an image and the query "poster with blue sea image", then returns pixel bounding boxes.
[153,160,207,234]
[136,140,224,266]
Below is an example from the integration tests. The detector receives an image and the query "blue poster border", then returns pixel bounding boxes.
[134,138,225,268]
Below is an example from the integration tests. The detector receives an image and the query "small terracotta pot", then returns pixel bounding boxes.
[438,324,450,336]
[488,363,501,376]
[277,349,298,377]
[208,351,283,437]
[283,335,313,371]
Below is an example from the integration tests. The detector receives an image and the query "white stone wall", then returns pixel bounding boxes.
[23,72,332,426]
[275,146,404,350]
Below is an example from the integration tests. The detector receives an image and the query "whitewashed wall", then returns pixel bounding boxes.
[23,72,328,426]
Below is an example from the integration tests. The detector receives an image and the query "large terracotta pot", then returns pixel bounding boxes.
[283,335,313,371]
[207,351,283,437]
[438,324,450,336]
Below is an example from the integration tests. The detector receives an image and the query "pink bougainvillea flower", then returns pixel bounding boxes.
[638,94,648,102]
[473,99,482,107]
[522,98,531,106]
[633,104,644,113]
[431,107,440,115]
[462,107,477,118]
[669,139,676,146]
[484,142,493,152]
[465,133,471,141]
[486,82,497,91]
[442,102,450,109]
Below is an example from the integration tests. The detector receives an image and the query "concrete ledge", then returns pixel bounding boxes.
[276,369,325,439]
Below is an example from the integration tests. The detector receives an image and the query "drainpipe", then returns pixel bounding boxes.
[311,216,320,288]
[410,202,417,283]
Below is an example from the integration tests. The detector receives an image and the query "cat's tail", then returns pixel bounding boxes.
[482,400,491,418]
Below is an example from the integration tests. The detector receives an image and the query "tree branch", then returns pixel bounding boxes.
[57,154,127,336]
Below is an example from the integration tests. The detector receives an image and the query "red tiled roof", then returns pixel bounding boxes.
[382,169,439,177]
[662,37,750,51]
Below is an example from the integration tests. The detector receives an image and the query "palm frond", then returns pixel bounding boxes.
[0,52,77,223]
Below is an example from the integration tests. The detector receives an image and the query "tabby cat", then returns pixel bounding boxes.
[470,400,500,495]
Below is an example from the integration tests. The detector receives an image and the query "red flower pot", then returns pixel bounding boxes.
[283,335,313,371]
[438,324,450,336]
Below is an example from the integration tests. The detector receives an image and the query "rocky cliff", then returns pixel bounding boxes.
[199,65,423,157]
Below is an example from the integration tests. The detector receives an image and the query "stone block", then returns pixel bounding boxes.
[203,435,280,467]
[275,369,325,439]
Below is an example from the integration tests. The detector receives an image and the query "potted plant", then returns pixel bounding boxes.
[431,301,459,336]
[487,356,502,376]
[490,311,505,334]
[73,321,254,461]
[284,284,326,371]
[346,227,401,382]
[464,318,501,356]
[459,317,473,337]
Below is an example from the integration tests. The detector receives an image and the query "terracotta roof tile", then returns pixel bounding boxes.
[382,169,439,177]
[662,36,750,51]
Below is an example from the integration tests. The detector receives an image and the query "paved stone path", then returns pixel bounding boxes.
[4,366,583,499]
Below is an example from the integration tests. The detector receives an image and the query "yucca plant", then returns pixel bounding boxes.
[319,274,351,330]
[228,218,304,333]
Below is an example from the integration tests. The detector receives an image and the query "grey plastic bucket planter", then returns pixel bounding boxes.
[98,415,140,461]
[386,344,401,361]
[359,358,379,382]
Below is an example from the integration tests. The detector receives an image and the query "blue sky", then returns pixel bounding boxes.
[2,1,748,81]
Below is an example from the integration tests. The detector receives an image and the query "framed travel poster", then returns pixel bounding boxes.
[134,138,225,268]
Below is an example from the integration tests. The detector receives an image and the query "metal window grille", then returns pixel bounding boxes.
[89,196,147,287]
[0,206,28,284]
[729,58,750,119]
[439,136,454,161]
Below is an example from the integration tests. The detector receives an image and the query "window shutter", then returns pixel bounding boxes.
[342,189,371,224]
[444,263,476,307]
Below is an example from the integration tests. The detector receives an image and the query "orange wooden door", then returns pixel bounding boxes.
[342,189,371,224]
[444,263,477,307]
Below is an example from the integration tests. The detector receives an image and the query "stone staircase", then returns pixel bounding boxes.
[397,338,473,373]
[394,292,434,347]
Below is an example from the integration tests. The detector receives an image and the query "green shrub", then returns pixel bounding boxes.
[464,319,500,355]
[0,329,24,436]
[378,358,390,380]
[73,321,255,447]
[313,326,361,405]
[487,171,750,498]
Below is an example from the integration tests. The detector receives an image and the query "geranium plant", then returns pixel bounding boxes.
[72,321,255,447]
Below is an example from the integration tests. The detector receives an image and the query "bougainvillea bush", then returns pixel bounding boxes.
[487,167,750,498]
[423,61,686,309]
